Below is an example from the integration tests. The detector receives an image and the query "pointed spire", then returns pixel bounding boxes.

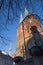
[25,8,29,17]
[19,13,23,23]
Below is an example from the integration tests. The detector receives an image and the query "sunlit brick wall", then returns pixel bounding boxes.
[16,14,43,58]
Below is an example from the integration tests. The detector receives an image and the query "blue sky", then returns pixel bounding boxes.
[0,0,43,55]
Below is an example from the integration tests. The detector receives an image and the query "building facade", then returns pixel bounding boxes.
[16,14,43,59]
[0,51,13,65]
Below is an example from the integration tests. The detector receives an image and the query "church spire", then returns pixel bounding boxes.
[25,8,29,17]
[19,13,23,23]
[19,8,29,23]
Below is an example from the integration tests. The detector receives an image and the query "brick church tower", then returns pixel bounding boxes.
[16,9,43,59]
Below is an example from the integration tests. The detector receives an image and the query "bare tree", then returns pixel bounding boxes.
[0,0,43,21]
[0,0,43,46]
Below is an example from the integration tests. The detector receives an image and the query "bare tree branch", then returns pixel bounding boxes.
[0,0,43,46]
[0,0,4,9]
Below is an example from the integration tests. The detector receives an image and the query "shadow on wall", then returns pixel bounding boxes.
[13,26,43,65]
[25,26,43,58]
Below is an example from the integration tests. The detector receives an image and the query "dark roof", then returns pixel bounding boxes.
[0,51,12,60]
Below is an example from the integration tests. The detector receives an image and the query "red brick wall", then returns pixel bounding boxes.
[16,14,43,57]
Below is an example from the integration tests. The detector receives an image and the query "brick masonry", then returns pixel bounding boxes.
[16,14,43,59]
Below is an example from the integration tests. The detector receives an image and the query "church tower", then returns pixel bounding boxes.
[16,8,43,59]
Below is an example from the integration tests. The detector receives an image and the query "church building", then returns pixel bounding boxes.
[16,8,43,60]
